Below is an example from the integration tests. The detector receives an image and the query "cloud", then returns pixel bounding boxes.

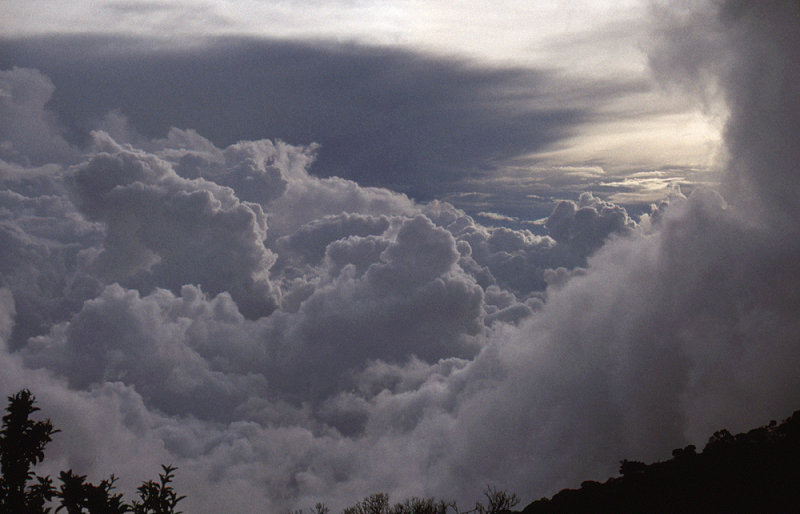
[432,0,800,499]
[439,186,800,498]
[648,0,800,224]
[716,1,800,225]
[278,213,391,267]
[0,170,104,350]
[0,36,589,198]
[544,192,635,260]
[1,2,799,512]
[0,288,15,346]
[0,67,78,165]
[1,102,606,509]
[68,132,279,319]
[268,214,487,402]
[23,284,255,416]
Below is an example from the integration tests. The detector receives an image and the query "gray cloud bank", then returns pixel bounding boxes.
[1,1,800,512]
[0,37,590,199]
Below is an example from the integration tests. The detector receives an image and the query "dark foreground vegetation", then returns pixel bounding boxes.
[0,390,519,514]
[521,411,800,514]
[0,390,184,514]
[3,389,800,514]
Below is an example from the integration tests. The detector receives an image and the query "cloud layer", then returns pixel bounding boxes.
[1,1,799,512]
[0,37,589,199]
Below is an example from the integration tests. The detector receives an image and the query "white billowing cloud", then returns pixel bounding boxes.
[1,101,628,509]
[301,214,484,360]
[430,193,635,300]
[0,175,104,350]
[0,105,502,508]
[267,174,418,239]
[22,283,268,421]
[0,67,79,166]
[130,123,419,237]
[0,1,799,512]
[544,192,635,254]
[69,132,279,319]
[436,186,800,500]
[278,213,391,267]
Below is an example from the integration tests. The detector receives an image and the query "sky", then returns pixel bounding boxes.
[0,0,799,512]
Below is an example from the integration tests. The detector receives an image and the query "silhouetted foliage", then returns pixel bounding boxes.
[0,390,58,514]
[0,390,184,514]
[342,493,391,514]
[391,497,451,514]
[336,486,516,514]
[130,465,185,514]
[617,459,646,476]
[521,411,800,514]
[470,487,519,514]
[56,470,129,514]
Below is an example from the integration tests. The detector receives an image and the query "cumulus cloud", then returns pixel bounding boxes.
[0,67,78,166]
[0,1,799,512]
[278,213,391,267]
[434,0,800,499]
[68,132,278,319]
[0,167,104,349]
[0,98,611,509]
[544,192,635,259]
[439,187,800,500]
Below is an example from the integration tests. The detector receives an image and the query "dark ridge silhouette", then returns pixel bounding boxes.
[7,389,800,514]
[520,411,800,514]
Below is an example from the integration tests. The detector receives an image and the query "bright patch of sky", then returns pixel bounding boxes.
[4,1,640,51]
[4,1,661,76]
[0,0,725,205]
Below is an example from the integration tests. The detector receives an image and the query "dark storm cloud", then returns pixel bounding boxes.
[0,36,584,197]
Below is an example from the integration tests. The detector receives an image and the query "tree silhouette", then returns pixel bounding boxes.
[391,497,451,514]
[130,466,185,514]
[0,389,58,514]
[0,390,184,514]
[342,493,390,514]
[474,486,519,514]
[334,486,517,514]
[56,470,129,514]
